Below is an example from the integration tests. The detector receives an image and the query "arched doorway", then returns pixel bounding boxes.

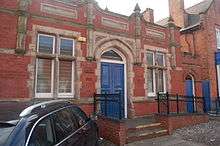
[100,49,127,119]
[185,74,195,113]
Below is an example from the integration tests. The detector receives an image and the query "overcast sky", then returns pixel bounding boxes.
[96,0,204,21]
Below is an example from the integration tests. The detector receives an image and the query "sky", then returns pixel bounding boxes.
[96,0,204,21]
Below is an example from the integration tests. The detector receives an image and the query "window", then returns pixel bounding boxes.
[101,50,123,61]
[28,117,55,146]
[36,34,75,98]
[146,51,166,97]
[147,69,155,95]
[36,59,53,95]
[52,109,79,143]
[156,53,165,66]
[38,35,54,54]
[59,61,73,94]
[60,38,74,56]
[216,29,220,49]
[146,52,154,66]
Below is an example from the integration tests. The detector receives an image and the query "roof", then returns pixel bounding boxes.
[186,0,213,14]
[156,0,214,28]
[156,17,169,27]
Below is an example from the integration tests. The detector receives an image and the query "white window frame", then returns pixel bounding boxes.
[59,37,75,56]
[217,65,220,96]
[35,34,55,98]
[58,62,75,98]
[147,69,156,97]
[58,37,75,98]
[216,28,220,49]
[35,59,54,98]
[36,34,76,98]
[156,52,165,67]
[37,34,56,54]
[146,51,155,66]
[160,69,167,93]
[146,51,166,97]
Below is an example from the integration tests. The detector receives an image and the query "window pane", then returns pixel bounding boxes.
[28,117,55,146]
[157,70,165,92]
[147,69,154,94]
[52,109,79,143]
[36,59,52,93]
[146,52,154,66]
[101,50,123,61]
[38,35,54,54]
[156,54,164,66]
[217,29,220,49]
[60,39,73,56]
[59,61,72,93]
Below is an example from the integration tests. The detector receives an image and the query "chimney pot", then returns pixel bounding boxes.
[143,8,154,23]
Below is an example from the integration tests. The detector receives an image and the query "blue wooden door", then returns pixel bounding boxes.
[202,80,211,113]
[186,80,194,113]
[101,62,124,119]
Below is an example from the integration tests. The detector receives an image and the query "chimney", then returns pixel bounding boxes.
[143,8,154,23]
[169,0,185,28]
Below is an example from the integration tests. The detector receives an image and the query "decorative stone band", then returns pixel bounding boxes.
[101,17,129,30]
[146,28,165,40]
[41,3,78,19]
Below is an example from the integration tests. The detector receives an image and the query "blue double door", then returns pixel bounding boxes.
[101,62,125,119]
[186,80,211,113]
[185,80,194,113]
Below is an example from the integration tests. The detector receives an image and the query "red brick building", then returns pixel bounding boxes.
[0,0,218,118]
[158,0,220,111]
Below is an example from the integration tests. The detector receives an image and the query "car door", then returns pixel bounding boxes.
[70,107,98,146]
[52,108,85,146]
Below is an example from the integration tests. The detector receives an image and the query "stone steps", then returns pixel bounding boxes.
[126,116,168,144]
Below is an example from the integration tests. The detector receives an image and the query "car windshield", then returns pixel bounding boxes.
[0,123,15,146]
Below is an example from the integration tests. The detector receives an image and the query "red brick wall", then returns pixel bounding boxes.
[97,116,126,146]
[156,114,209,134]
[133,101,158,117]
[80,62,97,98]
[133,66,145,97]
[0,55,31,99]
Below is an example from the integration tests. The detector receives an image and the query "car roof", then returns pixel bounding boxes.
[0,100,74,122]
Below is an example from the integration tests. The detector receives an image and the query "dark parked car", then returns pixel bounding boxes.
[0,100,99,146]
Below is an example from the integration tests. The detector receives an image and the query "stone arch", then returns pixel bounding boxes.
[183,70,197,82]
[94,39,135,118]
[94,38,134,62]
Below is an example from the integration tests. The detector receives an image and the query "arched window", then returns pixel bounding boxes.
[101,50,123,61]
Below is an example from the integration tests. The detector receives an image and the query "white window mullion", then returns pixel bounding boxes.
[216,29,220,49]
[217,65,220,95]
[153,69,156,96]
[163,70,166,93]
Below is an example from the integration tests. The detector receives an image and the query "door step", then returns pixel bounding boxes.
[126,116,168,144]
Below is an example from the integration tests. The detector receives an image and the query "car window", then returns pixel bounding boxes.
[71,107,88,121]
[0,126,15,146]
[52,108,79,143]
[28,117,55,146]
[70,107,89,127]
